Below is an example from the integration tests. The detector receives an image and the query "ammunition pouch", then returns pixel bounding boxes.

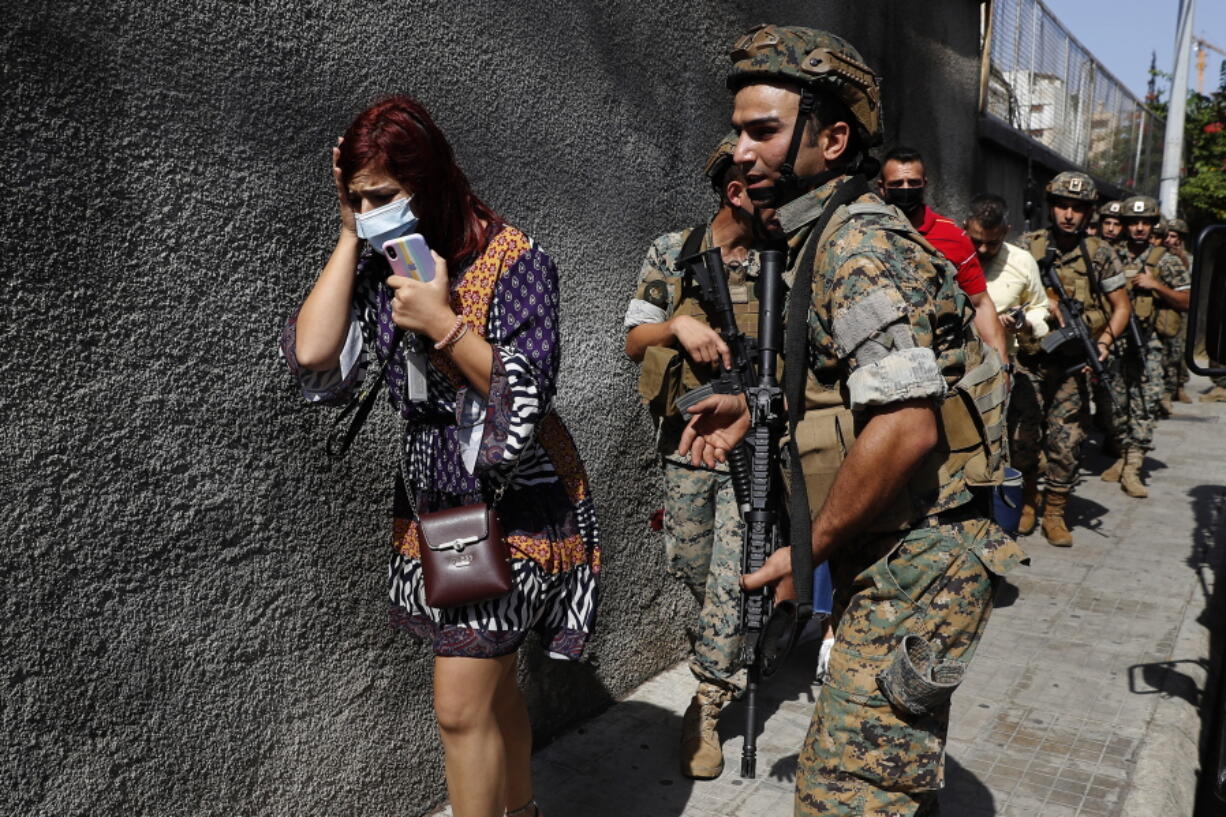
[637,345,685,419]
[877,634,966,716]
[1155,306,1181,339]
[938,346,1007,488]
[1084,307,1107,336]
[1132,290,1156,322]
[788,404,915,533]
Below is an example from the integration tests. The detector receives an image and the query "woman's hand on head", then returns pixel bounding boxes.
[387,251,455,340]
[332,137,356,236]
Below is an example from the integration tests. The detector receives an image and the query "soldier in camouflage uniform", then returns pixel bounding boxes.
[1091,200,1127,443]
[1016,173,1131,545]
[1161,218,1192,406]
[1099,200,1125,246]
[624,133,759,780]
[680,26,1027,816]
[1102,196,1190,496]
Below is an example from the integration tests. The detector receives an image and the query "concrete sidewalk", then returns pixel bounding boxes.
[430,376,1226,817]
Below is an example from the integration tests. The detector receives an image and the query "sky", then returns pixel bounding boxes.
[1041,0,1226,102]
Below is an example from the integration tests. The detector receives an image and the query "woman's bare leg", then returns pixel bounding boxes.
[434,652,518,817]
[494,661,534,812]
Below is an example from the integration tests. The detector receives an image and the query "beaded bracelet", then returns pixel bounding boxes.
[434,316,469,350]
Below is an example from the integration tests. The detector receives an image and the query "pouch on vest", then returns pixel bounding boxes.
[938,346,1007,488]
[1155,307,1181,338]
[637,345,684,419]
[785,404,915,533]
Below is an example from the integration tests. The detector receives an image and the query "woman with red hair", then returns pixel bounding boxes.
[282,95,600,817]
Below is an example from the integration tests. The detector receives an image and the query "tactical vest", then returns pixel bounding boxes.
[1122,245,1180,338]
[787,201,1008,532]
[1026,231,1109,336]
[637,227,762,422]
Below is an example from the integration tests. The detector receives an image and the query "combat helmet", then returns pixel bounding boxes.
[1121,195,1160,220]
[1168,217,1189,236]
[1045,171,1097,202]
[728,25,882,147]
[1153,217,1168,237]
[1100,200,1124,218]
[727,24,881,205]
[704,131,738,193]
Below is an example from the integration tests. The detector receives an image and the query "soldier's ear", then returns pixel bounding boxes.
[818,121,851,166]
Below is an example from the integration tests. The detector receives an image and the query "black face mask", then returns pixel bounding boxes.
[883,185,925,214]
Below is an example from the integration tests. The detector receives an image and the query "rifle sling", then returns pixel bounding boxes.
[783,175,869,617]
[677,224,707,275]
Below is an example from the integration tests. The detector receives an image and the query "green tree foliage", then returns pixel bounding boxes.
[1148,70,1226,230]
[1178,90,1226,229]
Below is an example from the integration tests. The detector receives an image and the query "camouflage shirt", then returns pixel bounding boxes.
[624,223,761,456]
[623,224,760,328]
[778,177,967,412]
[777,175,995,520]
[1016,230,1127,296]
[1119,243,1190,291]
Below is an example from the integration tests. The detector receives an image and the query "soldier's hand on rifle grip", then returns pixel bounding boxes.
[670,315,732,369]
[741,546,796,602]
[1047,295,1066,328]
[677,392,750,468]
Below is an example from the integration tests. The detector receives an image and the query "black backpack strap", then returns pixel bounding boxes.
[782,174,870,614]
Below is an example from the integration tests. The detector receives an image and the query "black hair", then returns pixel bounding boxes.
[967,193,1009,230]
[883,145,924,166]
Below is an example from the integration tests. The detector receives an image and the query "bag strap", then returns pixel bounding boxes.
[782,174,870,612]
[326,328,404,459]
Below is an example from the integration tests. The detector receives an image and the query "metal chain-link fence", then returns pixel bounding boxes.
[986,0,1163,193]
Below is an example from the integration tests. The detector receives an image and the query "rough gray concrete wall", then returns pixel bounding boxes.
[1,2,983,815]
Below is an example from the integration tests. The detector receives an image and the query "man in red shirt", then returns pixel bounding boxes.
[879,146,1009,367]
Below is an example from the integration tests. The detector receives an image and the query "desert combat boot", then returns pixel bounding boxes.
[1041,490,1074,547]
[1120,447,1148,498]
[680,695,725,779]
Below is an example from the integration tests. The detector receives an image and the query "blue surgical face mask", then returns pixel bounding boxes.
[354,196,418,254]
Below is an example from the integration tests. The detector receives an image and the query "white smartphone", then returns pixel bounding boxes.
[384,234,436,282]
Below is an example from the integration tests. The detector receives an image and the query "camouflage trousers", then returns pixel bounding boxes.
[1161,320,1188,395]
[1108,335,1165,452]
[662,455,746,704]
[1041,362,1095,491]
[795,516,1023,816]
[1005,358,1044,477]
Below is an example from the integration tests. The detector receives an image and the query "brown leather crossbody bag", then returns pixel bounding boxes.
[417,500,512,608]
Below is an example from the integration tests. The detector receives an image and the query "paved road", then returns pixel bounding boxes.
[429,376,1226,817]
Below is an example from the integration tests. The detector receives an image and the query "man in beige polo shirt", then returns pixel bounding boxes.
[965,193,1050,534]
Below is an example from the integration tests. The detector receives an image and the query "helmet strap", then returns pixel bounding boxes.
[748,87,866,208]
[749,88,821,208]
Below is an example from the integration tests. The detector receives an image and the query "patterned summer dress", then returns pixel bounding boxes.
[282,224,600,659]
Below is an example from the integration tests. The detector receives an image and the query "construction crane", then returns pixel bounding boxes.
[1195,36,1226,93]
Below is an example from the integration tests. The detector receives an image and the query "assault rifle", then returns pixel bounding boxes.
[674,247,795,779]
[1038,245,1112,386]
